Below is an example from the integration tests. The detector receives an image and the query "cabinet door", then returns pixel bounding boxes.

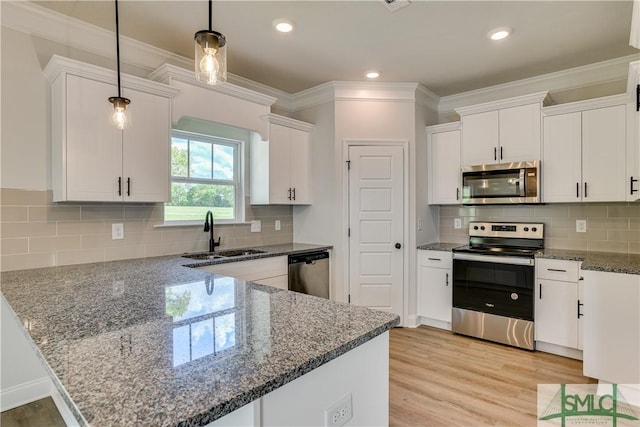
[289,128,311,205]
[582,270,640,384]
[582,105,627,202]
[121,88,171,202]
[268,123,292,204]
[542,113,582,202]
[499,104,541,163]
[417,265,452,323]
[65,75,122,201]
[461,111,499,166]
[535,279,578,348]
[428,130,461,205]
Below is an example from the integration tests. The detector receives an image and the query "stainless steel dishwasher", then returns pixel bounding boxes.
[288,251,330,298]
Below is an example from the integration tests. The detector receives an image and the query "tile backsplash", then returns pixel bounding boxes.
[0,188,293,272]
[439,203,640,253]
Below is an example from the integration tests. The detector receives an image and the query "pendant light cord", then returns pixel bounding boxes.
[209,0,212,31]
[115,0,122,98]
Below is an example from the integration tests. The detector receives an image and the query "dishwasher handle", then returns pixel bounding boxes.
[288,251,330,265]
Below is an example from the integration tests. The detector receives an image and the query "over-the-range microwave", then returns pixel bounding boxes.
[461,161,540,205]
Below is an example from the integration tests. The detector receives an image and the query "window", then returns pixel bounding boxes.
[165,130,242,223]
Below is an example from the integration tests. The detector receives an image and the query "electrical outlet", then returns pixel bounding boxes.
[250,220,262,233]
[275,219,281,231]
[418,218,423,231]
[325,394,353,427]
[112,223,124,240]
[454,218,462,229]
[576,219,587,233]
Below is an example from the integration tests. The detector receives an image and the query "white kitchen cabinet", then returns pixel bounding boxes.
[45,56,177,203]
[417,250,452,328]
[197,256,289,290]
[542,98,629,203]
[628,60,640,201]
[535,258,583,353]
[426,122,461,205]
[250,115,313,205]
[457,93,547,166]
[582,270,640,385]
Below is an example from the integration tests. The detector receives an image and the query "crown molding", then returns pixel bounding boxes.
[333,81,419,102]
[44,55,179,97]
[455,91,549,116]
[425,121,461,133]
[227,74,296,111]
[149,64,276,107]
[440,55,638,115]
[415,84,441,114]
[542,93,631,116]
[628,60,640,96]
[266,114,314,131]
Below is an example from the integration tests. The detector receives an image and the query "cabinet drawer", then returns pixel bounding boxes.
[418,250,452,269]
[537,258,580,282]
[198,256,288,281]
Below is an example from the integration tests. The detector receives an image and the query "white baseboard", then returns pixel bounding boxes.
[535,341,583,360]
[0,377,51,412]
[418,317,452,331]
[404,315,420,328]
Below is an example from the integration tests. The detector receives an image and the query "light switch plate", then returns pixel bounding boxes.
[454,218,462,229]
[275,220,281,231]
[251,220,262,233]
[576,219,587,233]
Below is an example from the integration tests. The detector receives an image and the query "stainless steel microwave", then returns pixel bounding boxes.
[461,161,540,205]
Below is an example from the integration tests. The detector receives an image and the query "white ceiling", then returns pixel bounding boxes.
[33,0,639,96]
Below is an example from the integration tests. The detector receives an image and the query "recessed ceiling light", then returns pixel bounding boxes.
[488,27,511,41]
[366,71,380,79]
[273,19,294,33]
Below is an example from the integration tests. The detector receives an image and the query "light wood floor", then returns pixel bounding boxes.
[0,397,66,427]
[390,326,597,427]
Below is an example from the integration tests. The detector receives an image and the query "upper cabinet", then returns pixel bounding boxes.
[426,122,461,205]
[250,114,314,205]
[542,96,631,203]
[456,92,548,166]
[45,56,178,203]
[629,60,640,201]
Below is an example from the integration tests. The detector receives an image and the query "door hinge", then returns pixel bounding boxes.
[346,160,351,170]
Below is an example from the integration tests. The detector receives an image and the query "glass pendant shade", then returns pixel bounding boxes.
[194,30,227,85]
[109,96,131,130]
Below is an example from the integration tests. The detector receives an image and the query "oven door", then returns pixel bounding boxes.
[452,253,534,321]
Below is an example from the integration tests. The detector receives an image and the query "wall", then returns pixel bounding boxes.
[0,27,293,272]
[439,202,640,253]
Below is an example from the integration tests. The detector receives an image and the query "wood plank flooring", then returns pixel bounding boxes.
[0,397,66,427]
[389,326,597,427]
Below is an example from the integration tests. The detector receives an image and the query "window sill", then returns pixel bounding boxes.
[154,221,250,229]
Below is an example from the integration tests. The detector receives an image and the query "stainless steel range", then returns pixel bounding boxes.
[451,221,544,350]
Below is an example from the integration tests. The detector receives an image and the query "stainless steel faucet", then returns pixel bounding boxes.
[203,210,221,252]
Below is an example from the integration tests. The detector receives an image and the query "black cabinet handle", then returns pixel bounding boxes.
[539,283,542,299]
[500,146,503,160]
[427,257,442,261]
[547,268,567,272]
[631,177,638,195]
[636,83,639,112]
[578,300,584,318]
[445,273,449,286]
[584,182,588,198]
[456,187,459,200]
[118,177,122,196]
[576,182,579,198]
[494,147,497,161]
[126,178,131,196]
[292,187,296,201]
[288,188,292,200]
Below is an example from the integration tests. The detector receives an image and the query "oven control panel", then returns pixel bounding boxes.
[468,222,544,239]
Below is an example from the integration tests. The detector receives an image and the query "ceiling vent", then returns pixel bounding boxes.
[380,0,411,12]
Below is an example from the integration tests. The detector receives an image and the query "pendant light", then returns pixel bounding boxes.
[108,0,131,129]
[194,0,227,85]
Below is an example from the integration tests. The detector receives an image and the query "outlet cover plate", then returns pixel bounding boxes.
[250,220,262,233]
[454,218,462,229]
[325,394,353,427]
[576,219,587,233]
[112,223,124,240]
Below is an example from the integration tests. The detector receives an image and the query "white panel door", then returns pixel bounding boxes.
[349,145,404,320]
[542,112,582,202]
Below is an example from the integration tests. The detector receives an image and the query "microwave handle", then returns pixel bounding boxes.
[519,168,526,197]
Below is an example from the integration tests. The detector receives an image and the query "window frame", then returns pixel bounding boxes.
[165,129,245,225]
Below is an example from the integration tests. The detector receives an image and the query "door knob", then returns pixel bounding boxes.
[395,243,402,249]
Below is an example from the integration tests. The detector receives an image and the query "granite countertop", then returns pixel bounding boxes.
[181,243,334,267]
[537,249,640,275]
[416,242,462,252]
[0,244,399,426]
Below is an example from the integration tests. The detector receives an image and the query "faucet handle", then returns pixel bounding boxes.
[214,236,221,247]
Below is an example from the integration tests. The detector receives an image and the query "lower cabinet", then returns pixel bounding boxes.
[582,270,640,384]
[535,259,583,355]
[417,250,452,328]
[197,256,288,290]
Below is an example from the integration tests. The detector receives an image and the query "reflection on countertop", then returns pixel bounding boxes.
[0,250,397,427]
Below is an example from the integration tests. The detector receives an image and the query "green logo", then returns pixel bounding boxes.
[539,384,639,427]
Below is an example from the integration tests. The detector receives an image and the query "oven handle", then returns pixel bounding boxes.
[453,253,534,266]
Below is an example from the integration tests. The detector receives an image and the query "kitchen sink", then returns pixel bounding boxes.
[182,248,266,260]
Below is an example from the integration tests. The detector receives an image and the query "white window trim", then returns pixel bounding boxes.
[165,130,245,225]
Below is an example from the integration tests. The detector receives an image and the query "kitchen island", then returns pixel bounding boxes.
[1,251,399,426]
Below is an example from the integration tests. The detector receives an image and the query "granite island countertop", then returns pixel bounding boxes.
[0,244,399,426]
